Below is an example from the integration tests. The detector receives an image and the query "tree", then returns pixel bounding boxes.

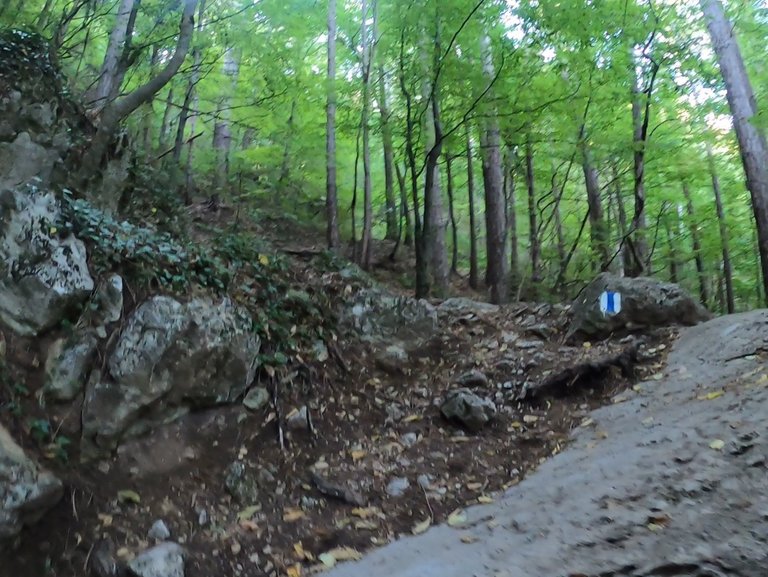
[326,0,340,250]
[701,0,768,303]
[78,0,199,184]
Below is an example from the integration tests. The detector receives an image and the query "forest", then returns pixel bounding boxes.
[2,0,767,310]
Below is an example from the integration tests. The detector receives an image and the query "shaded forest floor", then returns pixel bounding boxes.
[2,204,676,577]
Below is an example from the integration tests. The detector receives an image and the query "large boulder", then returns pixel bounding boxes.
[568,273,711,339]
[0,424,63,540]
[341,289,438,345]
[82,296,260,454]
[0,182,94,336]
[44,330,99,401]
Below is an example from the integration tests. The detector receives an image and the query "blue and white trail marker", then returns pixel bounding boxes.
[599,290,621,316]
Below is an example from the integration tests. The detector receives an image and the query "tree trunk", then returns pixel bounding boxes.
[627,53,658,276]
[359,0,377,269]
[612,163,631,275]
[377,66,398,240]
[525,138,541,295]
[506,146,519,295]
[701,0,768,303]
[682,182,709,305]
[466,125,480,290]
[663,208,679,284]
[158,86,174,152]
[579,130,609,270]
[421,25,449,297]
[551,170,567,273]
[708,147,735,312]
[277,99,297,201]
[479,35,509,304]
[326,0,340,250]
[395,162,413,248]
[445,149,459,274]
[212,48,239,199]
[87,0,135,110]
[80,0,198,182]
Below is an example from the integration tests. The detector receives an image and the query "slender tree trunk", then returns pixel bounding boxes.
[87,0,135,110]
[395,162,413,248]
[420,23,449,297]
[277,99,297,201]
[580,131,609,270]
[378,66,398,240]
[551,171,567,273]
[79,0,198,183]
[682,182,709,305]
[708,148,735,312]
[466,126,480,290]
[212,48,239,200]
[525,138,541,295]
[701,0,768,303]
[158,87,174,152]
[479,35,509,304]
[445,149,459,274]
[663,208,679,284]
[360,0,378,269]
[35,0,55,30]
[326,0,340,250]
[506,146,519,295]
[612,163,631,275]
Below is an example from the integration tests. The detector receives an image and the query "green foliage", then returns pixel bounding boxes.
[27,418,71,463]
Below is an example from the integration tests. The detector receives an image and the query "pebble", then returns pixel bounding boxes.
[401,432,418,447]
[148,519,171,541]
[386,477,410,497]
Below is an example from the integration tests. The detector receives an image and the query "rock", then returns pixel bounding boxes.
[568,273,711,339]
[441,389,497,433]
[81,296,260,453]
[243,387,270,411]
[438,298,499,315]
[127,543,185,577]
[148,519,171,541]
[0,182,94,336]
[224,462,258,504]
[90,274,124,328]
[515,340,542,350]
[400,432,419,447]
[312,340,329,362]
[44,330,98,401]
[417,474,433,489]
[374,344,409,374]
[286,406,309,430]
[386,477,410,497]
[341,289,438,345]
[0,424,63,540]
[91,538,118,577]
[456,369,489,388]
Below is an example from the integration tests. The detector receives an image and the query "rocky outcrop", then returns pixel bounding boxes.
[568,273,711,339]
[82,296,260,455]
[0,182,94,336]
[0,424,63,540]
[341,289,438,345]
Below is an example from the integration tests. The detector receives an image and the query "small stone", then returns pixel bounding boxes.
[386,477,410,497]
[243,387,270,411]
[127,543,185,577]
[148,519,171,541]
[225,462,258,503]
[515,340,542,350]
[197,509,208,526]
[400,432,418,447]
[440,389,496,432]
[417,474,433,489]
[456,369,489,388]
[286,406,309,430]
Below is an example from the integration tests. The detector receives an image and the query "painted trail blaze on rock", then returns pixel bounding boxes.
[569,273,711,339]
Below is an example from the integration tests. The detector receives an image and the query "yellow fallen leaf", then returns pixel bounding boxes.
[49,226,58,235]
[238,505,260,521]
[258,254,270,266]
[286,563,301,577]
[477,495,494,504]
[293,542,305,558]
[354,520,378,530]
[283,508,305,522]
[97,513,113,527]
[403,415,421,423]
[351,507,380,519]
[709,439,725,450]
[466,482,483,491]
[350,449,367,461]
[325,547,362,561]
[447,509,467,528]
[697,390,724,401]
[239,520,259,531]
[460,535,478,544]
[523,415,539,424]
[509,421,523,429]
[318,553,336,568]
[117,489,141,504]
[583,342,592,349]
[412,518,431,535]
[580,418,594,427]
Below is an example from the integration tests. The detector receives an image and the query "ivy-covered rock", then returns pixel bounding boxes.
[0,182,94,336]
[81,296,260,456]
[0,424,63,540]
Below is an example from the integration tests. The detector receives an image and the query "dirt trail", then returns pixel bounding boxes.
[326,311,768,577]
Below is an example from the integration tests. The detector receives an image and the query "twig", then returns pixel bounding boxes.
[71,488,79,522]
[83,543,94,574]
[420,482,434,521]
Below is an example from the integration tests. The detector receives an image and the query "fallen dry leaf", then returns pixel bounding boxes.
[709,439,725,451]
[325,547,362,561]
[350,449,367,461]
[447,509,468,528]
[351,507,380,519]
[477,496,494,504]
[286,563,301,577]
[117,489,141,505]
[460,535,478,544]
[283,508,306,522]
[412,518,431,535]
[697,390,724,401]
